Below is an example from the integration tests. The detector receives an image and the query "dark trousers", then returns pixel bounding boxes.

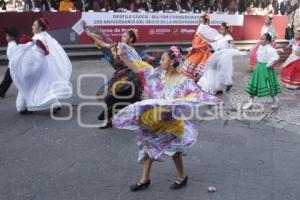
[0,68,12,97]
[98,86,141,122]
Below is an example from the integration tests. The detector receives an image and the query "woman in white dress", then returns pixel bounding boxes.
[9,18,72,114]
[197,22,245,95]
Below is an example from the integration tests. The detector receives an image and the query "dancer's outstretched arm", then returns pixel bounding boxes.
[198,33,216,43]
[81,20,112,49]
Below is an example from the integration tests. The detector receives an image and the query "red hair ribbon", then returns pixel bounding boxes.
[38,17,50,30]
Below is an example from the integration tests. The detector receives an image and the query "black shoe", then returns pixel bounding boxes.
[0,94,5,98]
[53,107,62,114]
[226,85,233,92]
[98,121,112,129]
[19,109,33,115]
[130,180,151,192]
[216,90,223,95]
[170,176,188,190]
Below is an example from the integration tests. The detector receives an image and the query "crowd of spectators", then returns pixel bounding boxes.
[0,0,299,15]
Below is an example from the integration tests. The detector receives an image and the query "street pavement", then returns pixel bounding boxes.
[0,58,300,200]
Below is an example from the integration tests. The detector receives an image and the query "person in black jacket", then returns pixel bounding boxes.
[141,0,156,11]
[194,0,207,12]
[237,0,246,13]
[182,0,194,12]
[0,0,6,10]
[280,0,288,15]
[209,0,218,13]
[0,28,19,98]
[156,0,171,11]
[170,0,183,11]
[111,0,127,11]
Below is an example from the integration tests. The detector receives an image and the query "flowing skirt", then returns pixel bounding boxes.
[246,62,281,97]
[97,68,143,121]
[9,42,72,111]
[198,49,245,94]
[112,95,221,162]
[281,55,300,89]
[96,59,152,121]
[180,36,211,80]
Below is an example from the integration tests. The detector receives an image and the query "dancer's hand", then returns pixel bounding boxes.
[187,47,193,53]
[266,62,274,68]
[266,64,272,68]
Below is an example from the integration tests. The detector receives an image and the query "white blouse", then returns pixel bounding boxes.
[292,40,300,53]
[216,34,233,50]
[7,41,17,60]
[260,24,277,39]
[257,44,279,66]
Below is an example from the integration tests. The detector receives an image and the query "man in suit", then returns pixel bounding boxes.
[194,0,207,12]
[171,0,183,11]
[141,0,155,11]
[0,28,18,98]
[111,0,127,11]
[157,0,171,11]
[280,0,289,15]
[209,0,218,13]
[182,0,194,12]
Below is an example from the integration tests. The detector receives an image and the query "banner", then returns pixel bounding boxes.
[81,12,244,26]
[0,12,287,47]
[77,12,245,43]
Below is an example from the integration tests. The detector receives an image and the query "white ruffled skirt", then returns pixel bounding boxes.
[9,40,72,112]
[197,49,245,94]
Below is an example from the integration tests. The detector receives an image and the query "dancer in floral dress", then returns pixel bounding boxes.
[113,46,221,191]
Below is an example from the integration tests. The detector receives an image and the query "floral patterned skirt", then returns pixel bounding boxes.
[112,96,220,162]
